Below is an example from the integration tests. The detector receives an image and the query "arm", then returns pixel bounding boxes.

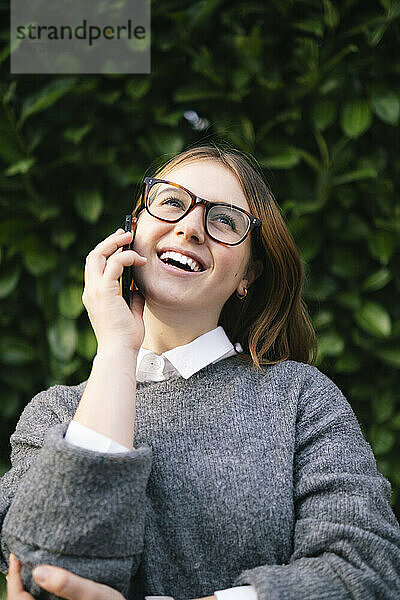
[0,379,152,600]
[232,368,400,599]
[71,349,139,449]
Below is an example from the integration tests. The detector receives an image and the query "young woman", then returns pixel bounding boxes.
[2,145,400,600]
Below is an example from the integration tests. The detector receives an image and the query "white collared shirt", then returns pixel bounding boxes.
[65,326,257,600]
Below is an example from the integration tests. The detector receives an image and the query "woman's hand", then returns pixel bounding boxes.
[7,554,125,600]
[82,222,148,355]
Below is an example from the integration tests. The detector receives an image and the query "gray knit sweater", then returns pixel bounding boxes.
[1,357,400,600]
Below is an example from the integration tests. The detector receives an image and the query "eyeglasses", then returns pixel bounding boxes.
[138,177,262,246]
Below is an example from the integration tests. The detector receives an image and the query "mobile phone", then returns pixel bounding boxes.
[119,214,136,306]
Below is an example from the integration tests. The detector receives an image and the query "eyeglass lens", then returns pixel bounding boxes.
[147,183,250,244]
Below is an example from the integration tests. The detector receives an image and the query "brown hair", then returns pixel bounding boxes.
[132,143,317,373]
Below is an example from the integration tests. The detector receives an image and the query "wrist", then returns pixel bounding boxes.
[96,346,139,365]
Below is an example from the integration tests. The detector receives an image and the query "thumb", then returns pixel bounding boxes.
[32,566,120,600]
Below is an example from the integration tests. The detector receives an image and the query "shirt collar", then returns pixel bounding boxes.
[136,326,241,380]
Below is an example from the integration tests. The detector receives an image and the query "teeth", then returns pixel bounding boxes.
[159,251,202,272]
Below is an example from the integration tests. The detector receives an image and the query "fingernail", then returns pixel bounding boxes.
[33,566,50,582]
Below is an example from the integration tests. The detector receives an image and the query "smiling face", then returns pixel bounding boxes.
[132,159,263,327]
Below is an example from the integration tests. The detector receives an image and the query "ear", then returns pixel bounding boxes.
[244,259,263,287]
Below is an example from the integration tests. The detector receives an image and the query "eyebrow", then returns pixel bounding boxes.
[166,182,243,210]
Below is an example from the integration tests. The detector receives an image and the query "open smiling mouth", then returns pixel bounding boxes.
[157,253,205,273]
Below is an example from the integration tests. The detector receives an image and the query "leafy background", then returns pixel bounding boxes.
[0,0,400,592]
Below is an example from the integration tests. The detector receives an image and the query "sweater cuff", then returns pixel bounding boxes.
[233,563,346,600]
[3,422,152,558]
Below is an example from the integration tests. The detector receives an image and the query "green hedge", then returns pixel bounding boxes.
[0,0,399,540]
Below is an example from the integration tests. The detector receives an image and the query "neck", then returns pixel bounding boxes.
[141,302,220,355]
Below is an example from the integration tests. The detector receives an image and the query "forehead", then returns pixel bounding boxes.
[164,160,250,212]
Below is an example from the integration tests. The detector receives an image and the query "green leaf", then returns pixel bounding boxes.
[76,327,97,360]
[74,190,103,223]
[0,389,19,418]
[323,0,339,28]
[173,86,224,102]
[298,231,322,260]
[256,108,301,141]
[340,100,373,138]
[293,18,324,37]
[20,77,77,125]
[0,264,21,299]
[335,352,362,373]
[18,235,58,276]
[316,330,345,360]
[51,230,77,250]
[125,77,151,100]
[368,230,396,265]
[259,147,300,169]
[58,283,84,319]
[0,336,36,365]
[334,290,362,311]
[312,309,333,330]
[330,248,363,279]
[372,393,396,423]
[374,347,400,369]
[97,91,121,105]
[35,277,54,317]
[366,24,388,47]
[17,235,58,276]
[148,130,185,156]
[332,168,377,186]
[371,91,400,125]
[354,301,392,338]
[362,268,392,292]
[368,425,395,455]
[49,355,82,379]
[0,103,25,164]
[26,195,61,222]
[303,274,338,301]
[311,99,336,130]
[63,122,93,145]
[47,316,77,361]
[4,157,36,176]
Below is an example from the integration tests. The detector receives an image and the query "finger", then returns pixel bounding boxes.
[32,565,118,600]
[6,554,27,597]
[84,229,133,281]
[103,249,147,283]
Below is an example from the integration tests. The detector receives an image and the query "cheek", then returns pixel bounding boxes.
[133,218,162,252]
[218,250,247,280]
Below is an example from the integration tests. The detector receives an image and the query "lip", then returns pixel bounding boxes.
[156,247,207,271]
[157,254,205,276]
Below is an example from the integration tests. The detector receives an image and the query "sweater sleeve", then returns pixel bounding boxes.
[0,386,152,600]
[233,366,400,600]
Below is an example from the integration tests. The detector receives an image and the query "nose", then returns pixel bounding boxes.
[173,205,206,244]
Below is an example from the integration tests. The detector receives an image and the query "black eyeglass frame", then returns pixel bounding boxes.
[137,177,262,247]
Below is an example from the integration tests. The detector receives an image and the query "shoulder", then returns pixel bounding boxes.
[241,358,349,413]
[268,360,357,427]
[25,379,87,418]
[11,379,88,447]
[244,358,336,394]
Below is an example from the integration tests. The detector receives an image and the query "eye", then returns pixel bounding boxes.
[161,196,185,208]
[213,213,237,230]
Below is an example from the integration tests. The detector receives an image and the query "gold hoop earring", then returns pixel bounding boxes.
[236,288,247,300]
